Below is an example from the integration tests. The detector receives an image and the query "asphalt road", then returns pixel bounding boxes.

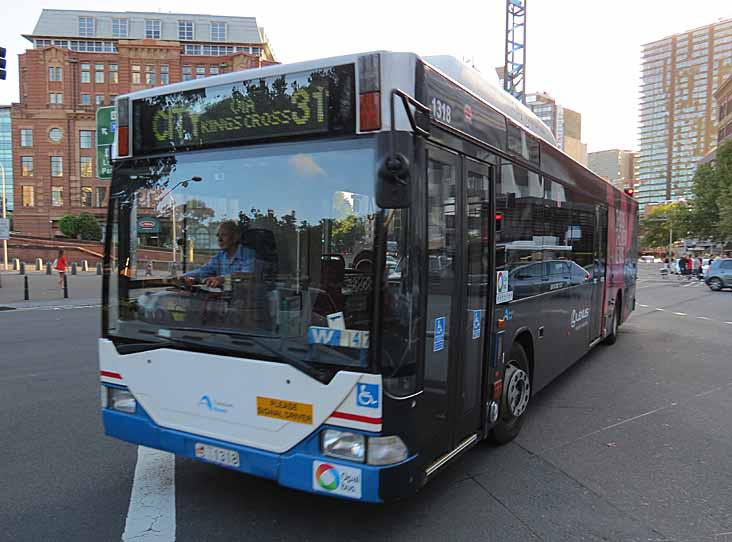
[1,265,731,542]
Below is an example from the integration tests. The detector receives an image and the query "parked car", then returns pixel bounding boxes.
[705,258,732,291]
[639,255,655,263]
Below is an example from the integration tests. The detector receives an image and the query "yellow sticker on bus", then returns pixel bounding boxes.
[256,396,313,425]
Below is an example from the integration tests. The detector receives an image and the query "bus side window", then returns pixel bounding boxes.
[497,162,545,300]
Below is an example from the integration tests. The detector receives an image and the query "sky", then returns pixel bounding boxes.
[2,0,732,153]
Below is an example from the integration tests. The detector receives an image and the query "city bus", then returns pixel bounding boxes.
[99,51,638,502]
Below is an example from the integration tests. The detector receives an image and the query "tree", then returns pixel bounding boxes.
[640,201,691,251]
[77,213,102,241]
[689,139,732,243]
[58,214,80,238]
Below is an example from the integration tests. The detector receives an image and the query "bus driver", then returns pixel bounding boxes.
[182,220,255,287]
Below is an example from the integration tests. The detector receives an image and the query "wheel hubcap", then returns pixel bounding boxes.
[506,367,530,418]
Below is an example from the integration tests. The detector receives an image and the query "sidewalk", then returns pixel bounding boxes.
[0,271,101,309]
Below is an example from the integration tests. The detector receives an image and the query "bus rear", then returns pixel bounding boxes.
[100,53,421,502]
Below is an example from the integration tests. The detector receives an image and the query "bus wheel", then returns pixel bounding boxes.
[490,343,530,445]
[603,296,620,345]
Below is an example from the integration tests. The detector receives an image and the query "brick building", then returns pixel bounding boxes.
[12,9,276,237]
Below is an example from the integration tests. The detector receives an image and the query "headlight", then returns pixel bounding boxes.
[367,435,408,465]
[321,429,365,463]
[108,388,136,414]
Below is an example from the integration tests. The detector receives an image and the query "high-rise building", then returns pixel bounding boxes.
[715,73,732,148]
[0,106,13,213]
[526,92,588,165]
[587,149,636,190]
[637,18,732,210]
[12,9,276,237]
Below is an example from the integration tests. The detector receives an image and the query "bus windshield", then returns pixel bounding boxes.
[106,137,380,378]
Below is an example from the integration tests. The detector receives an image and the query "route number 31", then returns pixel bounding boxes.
[431,97,452,124]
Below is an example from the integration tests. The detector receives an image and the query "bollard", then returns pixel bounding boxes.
[82,260,89,272]
[36,258,43,271]
[13,258,19,271]
[46,262,52,275]
[96,262,102,275]
[19,261,25,275]
[63,272,68,299]
[71,262,77,276]
[24,275,29,300]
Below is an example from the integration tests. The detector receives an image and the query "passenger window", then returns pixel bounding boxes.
[496,162,545,300]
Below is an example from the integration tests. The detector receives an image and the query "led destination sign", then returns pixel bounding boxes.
[133,64,355,155]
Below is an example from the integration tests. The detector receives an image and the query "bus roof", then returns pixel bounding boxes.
[117,50,556,146]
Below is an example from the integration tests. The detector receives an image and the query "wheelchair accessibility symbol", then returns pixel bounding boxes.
[356,383,380,409]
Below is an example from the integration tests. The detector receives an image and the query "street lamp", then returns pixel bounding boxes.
[157,176,202,267]
[0,161,8,271]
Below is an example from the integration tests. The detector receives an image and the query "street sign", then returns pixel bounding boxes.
[96,106,116,179]
[0,218,9,240]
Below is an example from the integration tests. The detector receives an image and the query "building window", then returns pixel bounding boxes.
[251,47,261,56]
[51,156,63,177]
[145,65,156,85]
[49,66,63,81]
[49,93,63,105]
[20,129,33,147]
[21,157,33,177]
[109,64,118,84]
[79,16,95,37]
[209,66,219,75]
[80,130,93,148]
[160,65,169,85]
[182,65,193,81]
[145,19,161,39]
[81,63,91,83]
[196,66,206,79]
[95,186,107,208]
[22,186,34,207]
[81,187,93,208]
[49,128,63,143]
[179,21,194,41]
[96,94,105,106]
[81,94,91,105]
[210,21,226,42]
[95,64,104,83]
[132,65,141,84]
[52,187,64,207]
[112,18,128,38]
[80,156,93,177]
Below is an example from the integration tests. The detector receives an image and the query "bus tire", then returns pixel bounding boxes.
[490,343,530,445]
[603,296,620,345]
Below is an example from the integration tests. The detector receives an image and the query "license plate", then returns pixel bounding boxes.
[194,443,240,468]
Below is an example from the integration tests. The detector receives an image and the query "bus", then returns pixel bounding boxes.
[99,51,638,503]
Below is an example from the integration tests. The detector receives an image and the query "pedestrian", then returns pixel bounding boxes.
[677,255,686,279]
[696,256,703,279]
[54,248,67,288]
[685,255,693,280]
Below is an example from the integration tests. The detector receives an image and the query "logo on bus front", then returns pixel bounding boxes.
[312,461,362,499]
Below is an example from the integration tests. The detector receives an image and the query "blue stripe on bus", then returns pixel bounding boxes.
[102,402,402,503]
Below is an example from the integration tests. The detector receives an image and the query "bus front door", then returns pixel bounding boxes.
[420,145,492,468]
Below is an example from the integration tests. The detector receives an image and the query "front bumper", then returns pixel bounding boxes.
[103,403,419,503]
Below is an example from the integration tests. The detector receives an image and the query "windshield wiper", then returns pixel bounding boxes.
[157,327,322,378]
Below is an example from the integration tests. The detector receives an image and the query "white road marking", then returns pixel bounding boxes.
[655,308,665,311]
[0,304,101,313]
[696,316,711,320]
[673,312,688,316]
[638,304,649,307]
[726,322,732,325]
[122,446,176,542]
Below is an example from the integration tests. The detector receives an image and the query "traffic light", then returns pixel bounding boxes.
[624,187,636,197]
[0,47,6,80]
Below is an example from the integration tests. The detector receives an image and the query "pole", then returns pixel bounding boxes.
[668,223,672,261]
[1,162,8,271]
[171,194,177,264]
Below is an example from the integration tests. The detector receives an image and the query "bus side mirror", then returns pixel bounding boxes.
[376,154,411,209]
